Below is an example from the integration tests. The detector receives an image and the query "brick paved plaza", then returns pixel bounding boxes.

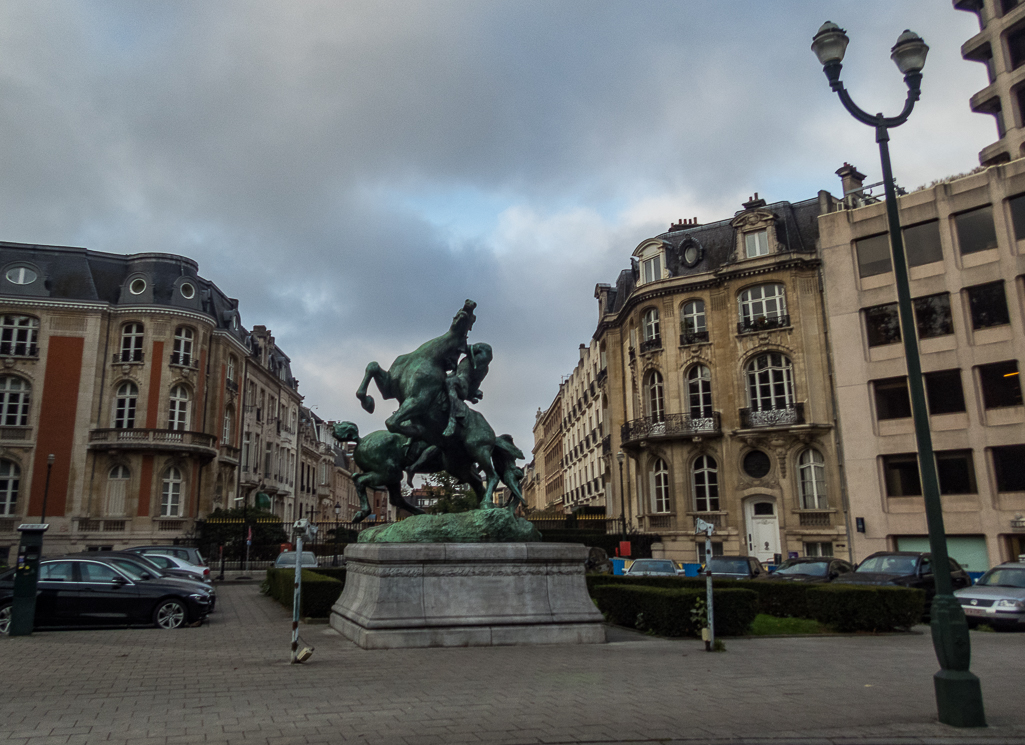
[1,582,1023,745]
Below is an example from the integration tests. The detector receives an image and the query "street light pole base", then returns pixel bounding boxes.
[934,669,986,728]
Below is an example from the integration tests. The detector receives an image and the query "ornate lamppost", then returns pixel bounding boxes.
[811,21,985,728]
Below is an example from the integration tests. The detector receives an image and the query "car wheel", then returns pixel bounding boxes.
[153,599,187,630]
[0,603,11,635]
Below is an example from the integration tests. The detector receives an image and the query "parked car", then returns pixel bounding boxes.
[134,551,211,583]
[126,545,206,567]
[760,557,855,583]
[703,556,767,580]
[274,551,319,569]
[72,551,216,611]
[0,555,211,634]
[833,551,972,603]
[625,558,683,577]
[955,562,1025,630]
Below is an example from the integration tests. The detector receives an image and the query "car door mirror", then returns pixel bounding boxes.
[111,576,128,586]
[140,572,153,580]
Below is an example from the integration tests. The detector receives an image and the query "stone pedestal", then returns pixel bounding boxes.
[330,543,606,649]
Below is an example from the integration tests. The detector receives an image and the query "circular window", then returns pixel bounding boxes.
[681,241,703,268]
[743,450,771,479]
[5,266,37,285]
[129,278,147,295]
[180,283,195,299]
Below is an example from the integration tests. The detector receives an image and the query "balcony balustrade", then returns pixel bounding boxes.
[680,329,710,346]
[797,510,833,527]
[738,403,805,429]
[639,336,662,354]
[621,411,721,445]
[113,350,144,364]
[88,428,218,458]
[690,512,725,530]
[737,314,790,335]
[0,342,38,358]
[596,367,608,385]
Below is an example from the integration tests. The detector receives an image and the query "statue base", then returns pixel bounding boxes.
[330,543,606,649]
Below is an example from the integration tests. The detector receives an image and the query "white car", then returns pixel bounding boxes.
[274,551,319,569]
[139,551,212,583]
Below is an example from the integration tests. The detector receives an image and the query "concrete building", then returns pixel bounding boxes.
[819,161,1025,571]
[957,0,1025,165]
[593,195,850,565]
[559,341,607,513]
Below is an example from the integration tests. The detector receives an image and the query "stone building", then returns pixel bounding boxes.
[296,407,358,523]
[594,195,850,565]
[560,340,607,513]
[0,241,353,561]
[530,391,564,512]
[818,161,1025,570]
[957,0,1025,165]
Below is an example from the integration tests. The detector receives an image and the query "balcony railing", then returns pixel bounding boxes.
[601,435,611,455]
[0,426,32,442]
[737,314,790,335]
[0,342,38,358]
[220,444,241,463]
[88,428,218,455]
[226,378,239,394]
[797,510,832,527]
[739,403,805,429]
[621,412,721,444]
[596,367,608,385]
[690,512,725,530]
[639,336,662,354]
[169,353,199,369]
[645,514,673,531]
[680,329,710,346]
[113,350,144,364]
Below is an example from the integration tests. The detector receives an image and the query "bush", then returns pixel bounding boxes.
[309,567,347,583]
[806,585,925,632]
[590,584,757,637]
[264,568,344,618]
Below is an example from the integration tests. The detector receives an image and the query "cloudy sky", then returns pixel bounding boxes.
[0,1,993,457]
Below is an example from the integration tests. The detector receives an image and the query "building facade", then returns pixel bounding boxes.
[560,341,607,513]
[594,195,851,564]
[819,161,1025,571]
[530,391,564,512]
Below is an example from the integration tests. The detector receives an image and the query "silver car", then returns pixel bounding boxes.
[625,558,682,577]
[955,562,1025,630]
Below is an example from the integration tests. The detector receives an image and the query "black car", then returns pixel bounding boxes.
[71,551,216,611]
[834,551,972,602]
[762,557,855,583]
[0,555,210,634]
[704,556,767,580]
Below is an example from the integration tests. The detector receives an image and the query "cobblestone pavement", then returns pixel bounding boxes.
[1,582,1023,745]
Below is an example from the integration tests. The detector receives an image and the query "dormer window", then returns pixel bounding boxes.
[5,266,37,285]
[641,255,662,284]
[745,230,769,258]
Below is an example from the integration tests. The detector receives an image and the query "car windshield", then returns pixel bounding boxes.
[774,560,829,576]
[857,555,918,574]
[109,560,147,580]
[708,558,749,573]
[976,568,1025,588]
[630,560,675,573]
[277,552,315,564]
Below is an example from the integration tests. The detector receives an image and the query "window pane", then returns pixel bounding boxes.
[856,234,891,277]
[864,304,901,347]
[903,220,943,267]
[924,370,966,414]
[935,450,977,495]
[967,282,1010,329]
[955,205,998,255]
[874,377,912,420]
[745,230,768,257]
[913,294,953,338]
[993,445,1025,491]
[979,361,1023,408]
[1009,193,1025,241]
[883,454,922,497]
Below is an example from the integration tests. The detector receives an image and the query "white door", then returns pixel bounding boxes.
[745,499,780,563]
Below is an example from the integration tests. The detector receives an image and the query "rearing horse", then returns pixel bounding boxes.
[356,299,476,442]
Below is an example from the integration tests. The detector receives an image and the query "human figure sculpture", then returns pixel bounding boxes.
[443,342,492,437]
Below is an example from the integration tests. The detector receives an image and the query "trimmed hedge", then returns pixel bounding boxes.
[265,568,344,618]
[308,567,347,583]
[807,585,926,632]
[590,584,757,637]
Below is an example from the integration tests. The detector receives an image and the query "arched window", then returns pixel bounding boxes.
[650,458,670,513]
[798,449,828,509]
[642,308,660,342]
[692,455,719,512]
[686,365,713,420]
[738,284,788,331]
[0,376,30,426]
[0,459,19,516]
[645,371,665,423]
[172,327,194,366]
[107,465,129,515]
[120,323,144,363]
[639,250,662,284]
[114,382,138,429]
[0,315,39,357]
[746,353,794,412]
[160,467,183,517]
[168,385,190,431]
[680,300,707,343]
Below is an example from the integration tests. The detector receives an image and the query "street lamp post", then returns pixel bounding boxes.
[333,502,341,566]
[811,22,985,728]
[616,451,627,543]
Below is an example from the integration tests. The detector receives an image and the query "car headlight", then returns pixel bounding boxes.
[189,593,209,601]
[995,599,1025,609]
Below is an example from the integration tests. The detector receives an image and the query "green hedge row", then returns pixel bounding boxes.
[265,568,344,618]
[590,584,758,637]
[585,575,924,632]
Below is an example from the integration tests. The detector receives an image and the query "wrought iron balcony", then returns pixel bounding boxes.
[113,350,144,364]
[226,378,239,394]
[88,428,218,458]
[737,314,790,335]
[680,329,710,346]
[797,510,833,527]
[596,367,608,385]
[738,403,805,429]
[639,336,663,354]
[169,352,198,369]
[0,342,38,358]
[621,411,721,445]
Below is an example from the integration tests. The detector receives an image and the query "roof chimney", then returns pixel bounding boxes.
[742,193,766,210]
[835,162,867,196]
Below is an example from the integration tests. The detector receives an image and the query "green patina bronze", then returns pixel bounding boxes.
[335,300,535,542]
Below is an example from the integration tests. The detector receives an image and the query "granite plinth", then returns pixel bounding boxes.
[330,542,606,649]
